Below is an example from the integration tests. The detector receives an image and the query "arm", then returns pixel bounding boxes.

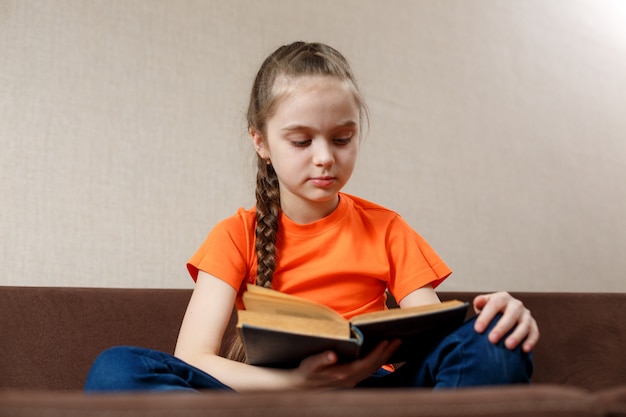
[398,284,440,307]
[174,271,399,391]
[398,286,539,353]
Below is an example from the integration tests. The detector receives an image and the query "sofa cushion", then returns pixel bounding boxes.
[1,287,625,392]
[0,385,603,417]
[441,292,626,391]
[596,385,626,417]
[0,287,191,390]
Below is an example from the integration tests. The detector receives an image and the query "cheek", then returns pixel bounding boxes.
[339,146,359,166]
[269,154,296,178]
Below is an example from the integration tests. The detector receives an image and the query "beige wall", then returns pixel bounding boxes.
[2,0,625,291]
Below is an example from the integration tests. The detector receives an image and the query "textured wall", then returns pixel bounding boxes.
[2,0,625,291]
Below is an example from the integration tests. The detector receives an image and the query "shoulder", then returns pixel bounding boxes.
[214,206,257,234]
[187,206,257,283]
[341,193,420,240]
[202,206,258,252]
[341,193,402,222]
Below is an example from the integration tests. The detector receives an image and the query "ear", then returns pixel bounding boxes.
[250,128,270,160]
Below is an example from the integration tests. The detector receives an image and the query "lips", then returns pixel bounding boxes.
[310,176,335,187]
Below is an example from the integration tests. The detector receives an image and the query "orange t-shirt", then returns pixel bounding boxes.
[187,193,451,319]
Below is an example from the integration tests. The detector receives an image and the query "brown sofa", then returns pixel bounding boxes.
[1,286,624,417]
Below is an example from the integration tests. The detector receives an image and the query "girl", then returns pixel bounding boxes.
[85,41,538,392]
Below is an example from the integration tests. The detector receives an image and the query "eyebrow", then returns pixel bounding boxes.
[280,120,358,132]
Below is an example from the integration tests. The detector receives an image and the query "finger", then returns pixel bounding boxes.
[521,318,540,352]
[505,309,541,352]
[306,343,388,389]
[379,339,402,365]
[299,350,338,373]
[487,298,526,344]
[473,292,509,333]
[346,340,400,384]
[472,294,489,314]
[503,312,531,349]
[358,340,399,368]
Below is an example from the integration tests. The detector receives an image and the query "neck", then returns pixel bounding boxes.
[281,194,340,224]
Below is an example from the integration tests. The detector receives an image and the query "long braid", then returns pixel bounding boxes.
[224,158,279,364]
[255,158,281,288]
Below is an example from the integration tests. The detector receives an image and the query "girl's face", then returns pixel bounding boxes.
[251,76,361,224]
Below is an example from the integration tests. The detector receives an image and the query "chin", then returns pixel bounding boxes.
[309,191,341,204]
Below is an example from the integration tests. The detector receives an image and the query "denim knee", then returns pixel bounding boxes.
[436,315,534,387]
[84,346,145,391]
[359,315,533,389]
[84,346,233,392]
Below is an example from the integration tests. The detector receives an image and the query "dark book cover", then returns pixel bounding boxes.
[239,325,364,368]
[355,302,470,362]
[239,302,469,368]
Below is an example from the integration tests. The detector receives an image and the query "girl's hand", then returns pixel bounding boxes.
[473,292,540,353]
[290,339,401,390]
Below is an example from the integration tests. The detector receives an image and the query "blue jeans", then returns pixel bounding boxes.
[84,316,532,392]
[84,346,234,391]
[358,316,533,388]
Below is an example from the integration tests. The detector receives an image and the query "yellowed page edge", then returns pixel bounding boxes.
[237,310,351,339]
[350,300,465,325]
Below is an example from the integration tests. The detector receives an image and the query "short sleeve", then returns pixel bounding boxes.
[386,216,452,303]
[186,208,256,292]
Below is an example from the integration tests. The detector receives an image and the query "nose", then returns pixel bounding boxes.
[312,141,334,167]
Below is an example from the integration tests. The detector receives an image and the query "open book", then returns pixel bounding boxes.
[236,285,469,368]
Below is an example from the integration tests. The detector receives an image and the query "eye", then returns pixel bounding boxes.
[333,133,353,145]
[291,139,311,147]
[333,137,351,145]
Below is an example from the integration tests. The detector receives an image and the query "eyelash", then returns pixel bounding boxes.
[333,137,352,145]
[291,137,352,147]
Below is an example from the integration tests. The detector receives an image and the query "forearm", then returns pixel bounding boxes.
[177,352,299,392]
[175,274,298,391]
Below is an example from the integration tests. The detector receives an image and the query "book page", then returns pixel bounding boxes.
[350,300,466,325]
[237,310,351,339]
[242,285,347,323]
